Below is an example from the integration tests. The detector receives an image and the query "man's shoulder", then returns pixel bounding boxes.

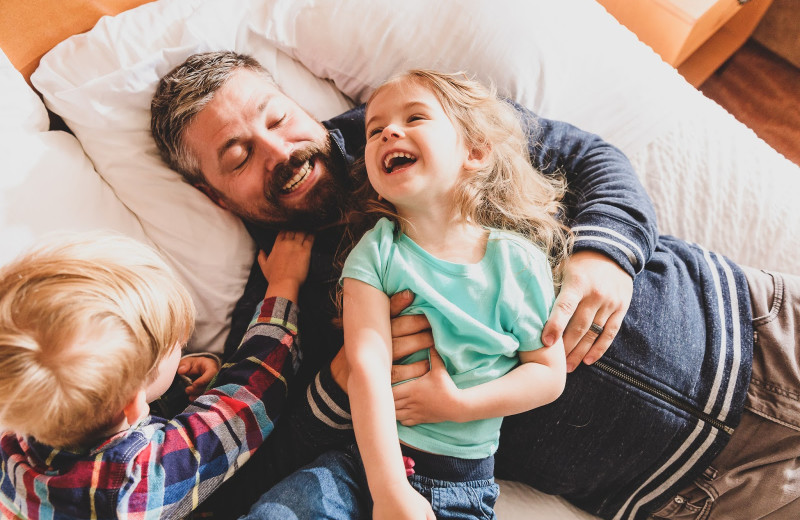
[323,104,367,166]
[322,104,366,132]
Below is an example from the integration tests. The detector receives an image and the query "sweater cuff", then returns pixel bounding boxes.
[306,365,353,430]
[571,216,651,277]
[252,296,300,333]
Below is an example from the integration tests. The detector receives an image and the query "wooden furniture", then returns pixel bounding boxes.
[0,0,155,83]
[595,0,775,86]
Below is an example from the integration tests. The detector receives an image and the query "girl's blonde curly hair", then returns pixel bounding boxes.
[342,69,572,284]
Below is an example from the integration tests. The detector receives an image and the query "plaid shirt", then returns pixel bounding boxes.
[0,297,300,520]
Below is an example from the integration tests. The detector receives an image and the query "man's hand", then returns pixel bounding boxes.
[541,250,633,371]
[178,355,220,401]
[330,290,433,392]
[393,348,458,426]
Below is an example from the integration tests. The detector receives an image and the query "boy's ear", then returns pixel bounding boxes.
[198,184,228,210]
[122,388,149,426]
[464,144,491,171]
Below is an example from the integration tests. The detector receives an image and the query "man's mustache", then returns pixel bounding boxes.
[265,141,331,200]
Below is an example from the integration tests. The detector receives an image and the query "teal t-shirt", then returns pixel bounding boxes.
[340,218,555,458]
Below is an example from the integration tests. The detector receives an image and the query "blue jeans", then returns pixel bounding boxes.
[241,444,499,520]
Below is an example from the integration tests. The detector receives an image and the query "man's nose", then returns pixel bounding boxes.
[381,124,404,142]
[257,132,293,171]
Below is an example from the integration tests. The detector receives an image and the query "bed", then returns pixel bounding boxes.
[2,0,798,518]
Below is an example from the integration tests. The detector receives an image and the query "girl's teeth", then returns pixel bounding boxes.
[384,152,416,172]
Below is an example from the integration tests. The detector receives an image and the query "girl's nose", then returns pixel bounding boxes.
[382,124,404,142]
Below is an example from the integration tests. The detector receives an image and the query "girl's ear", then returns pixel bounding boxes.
[464,144,491,171]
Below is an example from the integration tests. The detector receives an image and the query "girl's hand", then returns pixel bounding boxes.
[392,348,461,425]
[177,355,220,400]
[260,231,314,301]
[372,484,435,520]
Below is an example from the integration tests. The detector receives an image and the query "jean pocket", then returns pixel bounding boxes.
[651,485,714,520]
[426,480,499,520]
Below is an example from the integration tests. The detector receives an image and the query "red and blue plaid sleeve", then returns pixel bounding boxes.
[0,296,299,520]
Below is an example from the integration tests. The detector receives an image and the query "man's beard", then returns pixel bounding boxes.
[229,135,351,231]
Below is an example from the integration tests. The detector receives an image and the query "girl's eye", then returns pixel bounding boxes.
[408,114,425,122]
[367,127,383,138]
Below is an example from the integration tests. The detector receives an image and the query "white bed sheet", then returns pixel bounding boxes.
[629,89,800,275]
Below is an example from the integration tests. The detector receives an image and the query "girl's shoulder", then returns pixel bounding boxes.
[359,217,396,244]
[489,228,547,260]
[347,217,398,262]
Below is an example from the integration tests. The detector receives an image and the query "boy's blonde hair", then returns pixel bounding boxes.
[348,69,572,280]
[0,233,195,448]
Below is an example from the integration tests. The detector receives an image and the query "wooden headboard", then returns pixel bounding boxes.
[0,0,154,82]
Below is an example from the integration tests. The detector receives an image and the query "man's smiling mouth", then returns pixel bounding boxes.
[281,160,313,193]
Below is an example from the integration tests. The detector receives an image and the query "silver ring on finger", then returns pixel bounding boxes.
[589,322,604,336]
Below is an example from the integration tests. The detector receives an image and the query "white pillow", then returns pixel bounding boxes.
[0,51,49,133]
[31,0,354,353]
[0,48,149,286]
[260,0,686,156]
[0,132,149,265]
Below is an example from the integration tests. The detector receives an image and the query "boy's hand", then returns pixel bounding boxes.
[178,355,220,401]
[260,231,314,301]
[393,348,459,425]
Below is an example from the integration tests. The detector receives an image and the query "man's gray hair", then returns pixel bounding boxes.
[150,51,275,186]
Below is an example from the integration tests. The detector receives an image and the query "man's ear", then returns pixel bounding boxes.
[464,144,491,171]
[198,184,228,210]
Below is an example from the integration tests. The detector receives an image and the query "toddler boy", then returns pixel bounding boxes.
[0,231,312,519]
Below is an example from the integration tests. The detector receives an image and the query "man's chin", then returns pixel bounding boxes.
[243,198,344,232]
[277,179,348,230]
[266,209,343,232]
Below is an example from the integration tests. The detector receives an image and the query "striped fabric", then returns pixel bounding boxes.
[610,246,749,520]
[0,297,299,520]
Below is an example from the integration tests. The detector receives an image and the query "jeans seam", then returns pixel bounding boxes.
[744,403,800,431]
[694,479,717,520]
[475,484,498,520]
[749,377,800,402]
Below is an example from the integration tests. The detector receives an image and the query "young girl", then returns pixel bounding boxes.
[244,70,571,520]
